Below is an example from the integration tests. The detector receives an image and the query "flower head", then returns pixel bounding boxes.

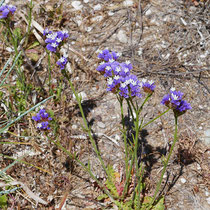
[32,109,52,130]
[56,56,68,70]
[0,4,16,19]
[119,74,142,98]
[161,88,192,116]
[141,79,156,94]
[43,29,69,53]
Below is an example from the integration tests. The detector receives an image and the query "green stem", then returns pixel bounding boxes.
[148,116,178,208]
[47,52,53,95]
[122,151,135,198]
[141,108,170,130]
[118,96,128,181]
[61,69,110,180]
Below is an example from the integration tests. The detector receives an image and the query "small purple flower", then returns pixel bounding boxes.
[161,88,192,115]
[141,79,156,93]
[32,108,52,130]
[56,56,68,70]
[0,4,16,19]
[119,74,142,98]
[98,49,121,62]
[43,29,69,52]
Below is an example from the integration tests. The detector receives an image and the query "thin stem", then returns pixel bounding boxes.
[126,99,135,121]
[122,152,135,198]
[148,116,178,209]
[47,52,53,95]
[141,108,170,130]
[118,96,128,180]
[61,69,110,180]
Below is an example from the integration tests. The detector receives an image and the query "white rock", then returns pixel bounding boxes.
[180,178,186,184]
[72,1,83,10]
[91,15,103,22]
[205,191,209,196]
[72,124,78,129]
[207,197,210,205]
[204,129,210,145]
[66,62,72,74]
[83,0,89,3]
[108,11,114,16]
[145,9,152,16]
[123,0,133,7]
[117,30,128,43]
[115,134,121,141]
[197,164,201,170]
[94,4,102,11]
[138,48,143,56]
[97,122,106,129]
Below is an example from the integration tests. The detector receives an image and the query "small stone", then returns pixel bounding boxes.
[207,197,210,205]
[94,4,102,11]
[83,0,89,3]
[117,30,128,43]
[97,121,106,129]
[180,178,186,184]
[197,164,201,170]
[205,191,209,196]
[123,0,133,7]
[72,1,83,10]
[72,124,77,129]
[145,9,152,16]
[203,129,210,145]
[138,48,143,56]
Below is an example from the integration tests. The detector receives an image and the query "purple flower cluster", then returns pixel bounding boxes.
[32,109,52,130]
[161,88,192,115]
[97,49,155,98]
[141,79,156,94]
[43,28,69,52]
[56,55,68,70]
[0,4,16,19]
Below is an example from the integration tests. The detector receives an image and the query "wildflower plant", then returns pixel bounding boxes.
[32,109,52,130]
[0,0,193,208]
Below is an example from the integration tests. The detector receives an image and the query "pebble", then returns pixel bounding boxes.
[72,124,78,129]
[207,197,210,205]
[123,0,133,7]
[97,121,106,129]
[205,191,209,196]
[94,4,102,11]
[83,0,89,3]
[72,1,83,10]
[180,178,186,184]
[203,129,210,145]
[117,30,128,43]
[197,164,201,170]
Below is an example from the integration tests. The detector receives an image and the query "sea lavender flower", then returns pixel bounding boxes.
[98,49,121,62]
[141,79,156,94]
[0,4,16,19]
[56,56,68,70]
[43,29,69,53]
[119,74,142,98]
[161,88,192,115]
[32,108,52,130]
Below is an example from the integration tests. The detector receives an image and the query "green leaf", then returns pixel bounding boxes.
[97,194,108,201]
[153,196,165,210]
[27,41,40,49]
[0,195,7,209]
